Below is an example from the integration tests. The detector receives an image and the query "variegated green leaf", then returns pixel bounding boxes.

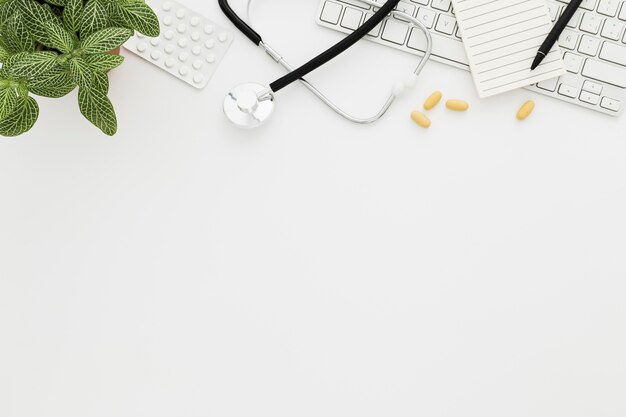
[9,51,59,79]
[17,0,60,45]
[92,71,109,93]
[0,95,39,136]
[0,0,19,25]
[62,0,82,32]
[2,51,27,69]
[68,56,94,87]
[0,87,18,120]
[104,1,125,27]
[0,43,10,62]
[44,20,76,53]
[114,0,159,37]
[83,53,124,72]
[78,85,116,135]
[80,27,132,53]
[28,66,76,97]
[1,12,35,53]
[44,0,65,6]
[80,0,108,38]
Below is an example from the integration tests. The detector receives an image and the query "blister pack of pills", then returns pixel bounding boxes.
[123,0,233,89]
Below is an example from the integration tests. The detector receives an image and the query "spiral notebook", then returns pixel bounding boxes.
[452,0,566,98]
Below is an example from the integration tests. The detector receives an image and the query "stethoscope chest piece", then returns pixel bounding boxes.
[223,83,275,129]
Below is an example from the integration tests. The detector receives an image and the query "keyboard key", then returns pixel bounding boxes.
[564,52,583,72]
[363,13,382,37]
[381,19,409,44]
[578,34,601,55]
[547,3,560,21]
[580,0,598,10]
[601,20,624,40]
[579,90,600,104]
[393,1,417,22]
[566,10,582,28]
[597,0,620,16]
[416,7,436,28]
[435,14,456,35]
[559,29,579,49]
[582,58,626,87]
[537,76,559,92]
[407,28,469,65]
[620,3,626,20]
[338,0,370,9]
[558,84,579,98]
[321,1,342,24]
[583,79,604,94]
[396,1,417,16]
[341,7,363,30]
[431,0,451,12]
[580,13,602,34]
[600,96,621,110]
[599,41,626,65]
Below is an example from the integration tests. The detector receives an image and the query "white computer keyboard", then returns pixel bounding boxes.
[316,0,626,116]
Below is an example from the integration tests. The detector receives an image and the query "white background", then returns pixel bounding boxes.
[1,1,625,416]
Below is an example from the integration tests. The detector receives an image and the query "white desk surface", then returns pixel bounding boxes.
[1,1,625,416]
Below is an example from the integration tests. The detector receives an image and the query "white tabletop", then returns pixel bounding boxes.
[1,1,625,416]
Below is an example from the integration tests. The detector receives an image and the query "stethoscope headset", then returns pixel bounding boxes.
[218,0,433,129]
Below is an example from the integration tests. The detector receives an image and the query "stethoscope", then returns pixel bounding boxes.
[218,0,433,129]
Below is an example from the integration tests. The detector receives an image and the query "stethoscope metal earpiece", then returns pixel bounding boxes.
[223,83,274,129]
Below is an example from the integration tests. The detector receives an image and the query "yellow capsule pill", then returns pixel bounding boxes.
[446,99,469,111]
[423,91,442,110]
[516,100,535,121]
[411,110,431,128]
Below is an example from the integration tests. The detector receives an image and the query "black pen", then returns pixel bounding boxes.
[531,0,584,70]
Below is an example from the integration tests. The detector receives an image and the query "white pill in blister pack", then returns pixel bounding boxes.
[123,0,232,90]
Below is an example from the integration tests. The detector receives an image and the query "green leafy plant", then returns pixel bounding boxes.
[0,0,159,136]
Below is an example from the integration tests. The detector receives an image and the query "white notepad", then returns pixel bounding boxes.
[451,0,566,98]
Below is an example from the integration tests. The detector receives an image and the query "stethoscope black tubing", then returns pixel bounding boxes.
[219,0,401,93]
[269,0,400,92]
[218,0,263,45]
